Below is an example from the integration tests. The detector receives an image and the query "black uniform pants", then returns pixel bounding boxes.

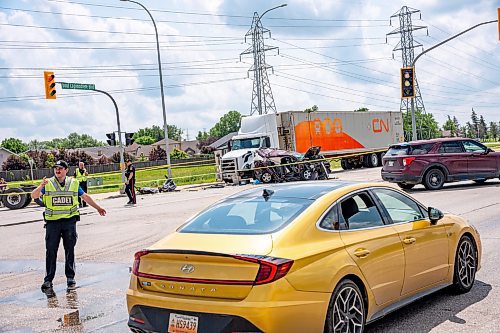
[78,181,88,207]
[125,179,136,204]
[44,219,78,283]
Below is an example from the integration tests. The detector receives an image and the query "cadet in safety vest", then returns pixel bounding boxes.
[73,161,88,208]
[31,160,106,293]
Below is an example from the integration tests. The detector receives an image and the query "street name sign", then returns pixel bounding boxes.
[60,82,96,90]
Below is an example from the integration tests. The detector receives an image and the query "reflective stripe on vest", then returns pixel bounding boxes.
[43,176,80,220]
[75,169,87,182]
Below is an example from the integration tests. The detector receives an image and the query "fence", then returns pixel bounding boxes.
[0,157,213,182]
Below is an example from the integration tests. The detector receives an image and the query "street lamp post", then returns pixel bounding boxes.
[253,4,287,114]
[120,0,172,178]
[409,19,498,141]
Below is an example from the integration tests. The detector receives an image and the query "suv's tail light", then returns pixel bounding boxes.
[403,157,416,166]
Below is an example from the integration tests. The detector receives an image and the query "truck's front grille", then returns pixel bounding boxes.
[221,158,237,177]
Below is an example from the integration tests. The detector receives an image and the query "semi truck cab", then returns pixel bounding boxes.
[219,114,279,184]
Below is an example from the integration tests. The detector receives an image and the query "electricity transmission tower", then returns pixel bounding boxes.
[240,12,279,115]
[387,6,428,138]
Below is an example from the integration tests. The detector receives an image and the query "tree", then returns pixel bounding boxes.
[149,146,167,161]
[464,122,474,138]
[452,116,461,136]
[134,125,183,142]
[354,107,369,112]
[1,138,28,154]
[478,115,487,140]
[402,110,440,140]
[170,148,189,159]
[197,136,218,152]
[470,109,479,138]
[304,105,319,113]
[97,155,110,165]
[209,110,242,138]
[442,115,457,136]
[196,131,209,141]
[2,155,29,171]
[67,150,95,166]
[110,152,134,163]
[489,122,498,141]
[134,135,156,145]
[66,132,105,148]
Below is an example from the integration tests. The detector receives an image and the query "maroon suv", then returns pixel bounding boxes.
[381,138,500,190]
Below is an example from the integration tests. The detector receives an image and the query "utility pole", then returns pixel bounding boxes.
[387,6,427,141]
[240,5,286,115]
[95,89,126,185]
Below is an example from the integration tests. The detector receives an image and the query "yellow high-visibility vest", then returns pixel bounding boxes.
[43,177,80,221]
[75,169,87,182]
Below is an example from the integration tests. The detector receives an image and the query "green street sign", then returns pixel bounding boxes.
[60,82,96,90]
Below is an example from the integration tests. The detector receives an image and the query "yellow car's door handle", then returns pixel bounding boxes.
[354,249,371,258]
[403,237,416,244]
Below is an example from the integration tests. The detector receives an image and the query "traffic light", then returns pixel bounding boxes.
[400,67,415,98]
[43,71,56,99]
[106,133,116,146]
[125,132,135,146]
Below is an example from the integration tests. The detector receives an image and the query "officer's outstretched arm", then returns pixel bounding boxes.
[31,177,49,199]
[81,194,106,216]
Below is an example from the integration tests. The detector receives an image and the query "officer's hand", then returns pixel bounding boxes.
[97,207,106,216]
[40,177,49,187]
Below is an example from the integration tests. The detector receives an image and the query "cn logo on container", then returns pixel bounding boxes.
[373,119,390,133]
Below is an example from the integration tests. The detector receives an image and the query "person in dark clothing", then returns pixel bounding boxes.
[124,159,136,205]
[31,160,106,293]
[74,161,88,207]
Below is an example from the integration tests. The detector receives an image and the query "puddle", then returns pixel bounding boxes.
[0,260,131,332]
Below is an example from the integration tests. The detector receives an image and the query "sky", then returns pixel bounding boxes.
[0,0,499,144]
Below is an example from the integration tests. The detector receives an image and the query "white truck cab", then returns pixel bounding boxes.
[218,114,279,183]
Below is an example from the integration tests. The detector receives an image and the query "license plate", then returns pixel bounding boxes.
[168,313,198,333]
[388,161,394,166]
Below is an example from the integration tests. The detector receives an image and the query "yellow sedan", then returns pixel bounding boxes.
[126,181,481,333]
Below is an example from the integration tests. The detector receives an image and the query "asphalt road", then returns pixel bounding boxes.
[0,168,498,333]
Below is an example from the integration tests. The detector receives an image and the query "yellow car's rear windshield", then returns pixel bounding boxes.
[179,197,313,235]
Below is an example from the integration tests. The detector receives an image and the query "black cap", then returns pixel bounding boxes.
[54,160,69,169]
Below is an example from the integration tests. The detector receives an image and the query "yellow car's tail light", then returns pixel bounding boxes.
[132,250,293,286]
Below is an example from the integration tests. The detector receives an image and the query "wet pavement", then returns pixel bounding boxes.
[1,172,499,332]
[0,261,130,332]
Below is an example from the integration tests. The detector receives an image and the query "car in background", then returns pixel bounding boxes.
[381,138,500,190]
[126,181,481,333]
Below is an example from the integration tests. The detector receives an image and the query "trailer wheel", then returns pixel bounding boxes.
[364,153,379,168]
[341,159,348,170]
[378,152,385,166]
[2,188,27,210]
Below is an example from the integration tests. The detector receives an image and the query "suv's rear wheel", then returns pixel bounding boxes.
[397,183,415,190]
[423,168,445,190]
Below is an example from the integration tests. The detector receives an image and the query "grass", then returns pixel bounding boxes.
[88,163,217,194]
[484,142,500,150]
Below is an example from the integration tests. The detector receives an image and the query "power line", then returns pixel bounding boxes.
[0,76,248,103]
[44,0,386,22]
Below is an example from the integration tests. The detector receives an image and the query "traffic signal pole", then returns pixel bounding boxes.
[409,19,498,141]
[95,89,126,186]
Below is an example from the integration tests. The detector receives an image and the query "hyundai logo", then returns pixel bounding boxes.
[180,264,195,274]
